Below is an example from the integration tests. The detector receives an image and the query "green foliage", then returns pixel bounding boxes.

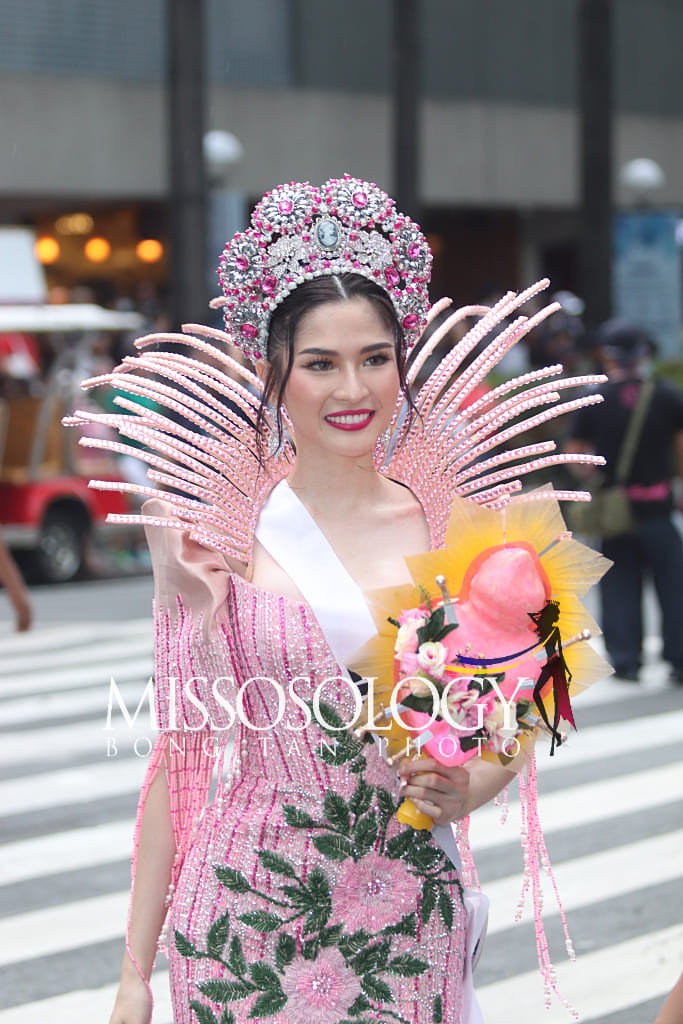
[249,962,282,991]
[387,953,430,976]
[312,833,354,861]
[275,932,297,971]
[432,993,444,1022]
[382,912,418,938]
[214,866,251,893]
[258,850,298,878]
[189,999,216,1024]
[207,912,230,959]
[419,880,437,925]
[248,990,288,1017]
[237,910,283,933]
[197,979,254,1001]
[282,805,318,829]
[227,935,247,976]
[360,973,394,1003]
[324,791,351,833]
[349,778,373,817]
[189,1000,218,1024]
[438,889,455,929]
[175,931,201,959]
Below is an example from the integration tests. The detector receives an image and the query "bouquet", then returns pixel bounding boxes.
[350,492,612,830]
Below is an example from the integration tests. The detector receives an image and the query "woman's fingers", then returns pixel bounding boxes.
[398,757,470,822]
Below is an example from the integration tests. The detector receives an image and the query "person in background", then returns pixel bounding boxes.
[0,528,32,631]
[567,319,683,683]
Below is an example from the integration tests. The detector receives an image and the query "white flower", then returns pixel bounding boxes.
[395,614,425,657]
[416,641,447,679]
[403,674,434,698]
[484,700,519,752]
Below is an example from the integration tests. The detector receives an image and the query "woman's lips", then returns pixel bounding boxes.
[324,409,376,431]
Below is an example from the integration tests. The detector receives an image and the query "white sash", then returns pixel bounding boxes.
[255,479,487,1021]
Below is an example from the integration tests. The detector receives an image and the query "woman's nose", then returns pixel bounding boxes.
[336,365,369,401]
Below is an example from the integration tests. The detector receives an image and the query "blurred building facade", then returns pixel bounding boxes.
[1,0,682,307]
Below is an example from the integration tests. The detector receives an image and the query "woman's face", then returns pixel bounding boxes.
[281,297,400,458]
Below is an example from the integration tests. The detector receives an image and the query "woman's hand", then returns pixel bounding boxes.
[397,756,470,824]
[109,963,153,1024]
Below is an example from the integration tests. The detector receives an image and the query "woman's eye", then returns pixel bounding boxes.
[366,354,391,367]
[303,359,333,371]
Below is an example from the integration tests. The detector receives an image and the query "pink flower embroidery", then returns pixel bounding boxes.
[281,948,361,1024]
[331,849,421,932]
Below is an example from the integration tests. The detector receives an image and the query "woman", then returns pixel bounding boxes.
[69,177,604,1024]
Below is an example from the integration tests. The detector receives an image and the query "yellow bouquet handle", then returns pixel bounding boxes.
[396,797,434,831]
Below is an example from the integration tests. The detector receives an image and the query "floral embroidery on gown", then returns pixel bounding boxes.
[159,566,467,1024]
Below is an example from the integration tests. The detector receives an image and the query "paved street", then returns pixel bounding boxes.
[0,576,681,1023]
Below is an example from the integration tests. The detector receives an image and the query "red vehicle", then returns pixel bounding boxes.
[0,303,144,582]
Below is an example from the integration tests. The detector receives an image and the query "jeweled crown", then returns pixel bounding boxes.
[216,174,432,361]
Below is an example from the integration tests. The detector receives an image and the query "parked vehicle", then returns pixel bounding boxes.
[0,303,144,582]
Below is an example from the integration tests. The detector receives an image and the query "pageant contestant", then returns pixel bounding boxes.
[68,177,609,1024]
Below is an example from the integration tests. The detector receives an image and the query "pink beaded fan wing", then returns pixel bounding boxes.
[64,323,293,563]
[381,279,606,547]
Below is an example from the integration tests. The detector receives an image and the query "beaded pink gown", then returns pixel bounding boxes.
[144,500,467,1024]
[65,280,606,1024]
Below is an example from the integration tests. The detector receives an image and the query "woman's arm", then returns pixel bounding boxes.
[0,530,31,631]
[109,763,175,1024]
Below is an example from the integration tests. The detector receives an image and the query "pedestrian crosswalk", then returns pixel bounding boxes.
[0,620,681,1023]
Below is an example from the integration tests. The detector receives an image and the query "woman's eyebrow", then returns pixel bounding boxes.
[297,342,393,356]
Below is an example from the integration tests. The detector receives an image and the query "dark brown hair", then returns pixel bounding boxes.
[256,273,415,461]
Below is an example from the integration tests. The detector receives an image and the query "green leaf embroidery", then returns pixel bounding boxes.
[404,844,444,871]
[347,992,372,1015]
[303,905,332,935]
[281,884,314,909]
[248,990,288,1018]
[237,910,283,933]
[306,866,332,901]
[249,962,282,991]
[324,791,351,833]
[227,934,247,976]
[258,850,298,878]
[189,1000,219,1024]
[175,931,201,959]
[385,830,413,858]
[275,932,297,971]
[218,1009,236,1024]
[312,833,354,861]
[301,938,320,960]
[350,939,390,975]
[214,866,251,893]
[282,805,318,829]
[382,912,418,938]
[387,953,430,976]
[419,880,437,925]
[360,973,394,1003]
[353,814,378,854]
[376,787,399,818]
[207,911,230,959]
[197,979,254,1001]
[432,993,444,1022]
[338,930,370,957]
[349,778,373,817]
[319,923,344,946]
[438,889,454,929]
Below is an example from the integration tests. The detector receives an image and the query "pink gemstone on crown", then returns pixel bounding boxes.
[402,313,419,329]
[235,255,249,271]
[262,275,277,294]
[385,267,400,286]
[408,242,421,258]
[278,199,293,213]
[353,191,367,207]
[240,323,258,339]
